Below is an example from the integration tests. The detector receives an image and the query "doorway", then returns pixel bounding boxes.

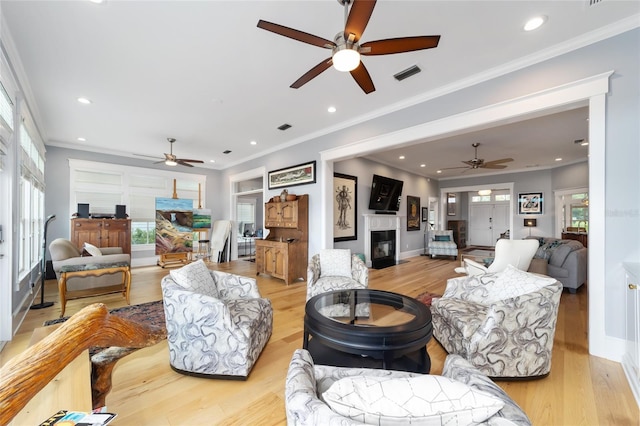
[229,167,265,261]
[321,73,608,359]
[469,203,509,246]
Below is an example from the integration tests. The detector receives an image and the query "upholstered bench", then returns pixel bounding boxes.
[58,261,131,317]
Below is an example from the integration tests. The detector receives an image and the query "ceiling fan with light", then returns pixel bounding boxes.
[154,138,204,167]
[442,143,514,172]
[257,0,440,94]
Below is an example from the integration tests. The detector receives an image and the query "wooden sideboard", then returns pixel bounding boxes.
[255,194,308,285]
[447,220,467,249]
[562,232,588,248]
[71,218,131,254]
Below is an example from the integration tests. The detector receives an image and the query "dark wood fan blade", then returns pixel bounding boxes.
[178,159,204,163]
[482,164,508,169]
[360,35,440,55]
[483,158,514,166]
[257,20,335,49]
[350,62,375,94]
[344,0,376,43]
[176,160,194,167]
[291,58,333,89]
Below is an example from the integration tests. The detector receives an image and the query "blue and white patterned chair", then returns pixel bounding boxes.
[306,250,368,301]
[427,229,458,259]
[431,266,562,378]
[285,349,532,425]
[161,260,272,379]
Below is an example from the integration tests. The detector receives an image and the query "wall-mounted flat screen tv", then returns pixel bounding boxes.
[368,174,404,212]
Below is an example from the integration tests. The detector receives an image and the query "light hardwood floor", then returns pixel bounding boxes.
[2,256,639,425]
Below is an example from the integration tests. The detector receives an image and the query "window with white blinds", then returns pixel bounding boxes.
[69,159,206,249]
[18,121,45,281]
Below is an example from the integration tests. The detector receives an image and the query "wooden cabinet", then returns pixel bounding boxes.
[447,220,467,249]
[71,218,131,254]
[265,201,299,228]
[562,232,588,248]
[256,195,308,285]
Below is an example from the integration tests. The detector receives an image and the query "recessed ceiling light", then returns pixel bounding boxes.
[77,97,92,104]
[89,0,105,4]
[77,137,86,142]
[436,170,442,174]
[327,106,336,113]
[420,164,426,168]
[399,155,405,160]
[250,140,257,145]
[524,15,546,32]
[209,159,215,163]
[555,157,563,162]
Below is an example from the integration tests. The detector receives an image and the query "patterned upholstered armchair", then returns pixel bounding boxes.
[431,266,562,378]
[427,229,458,259]
[306,250,368,301]
[161,260,272,379]
[285,349,532,425]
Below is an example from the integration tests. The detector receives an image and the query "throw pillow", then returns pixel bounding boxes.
[322,374,504,426]
[434,235,451,242]
[319,249,352,278]
[169,259,218,299]
[481,265,557,304]
[83,242,102,257]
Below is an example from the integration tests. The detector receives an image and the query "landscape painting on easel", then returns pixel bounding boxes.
[155,197,194,254]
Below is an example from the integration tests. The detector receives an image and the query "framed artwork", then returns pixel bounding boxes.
[407,195,420,231]
[518,192,543,215]
[155,197,194,255]
[268,161,316,189]
[447,192,457,216]
[333,173,357,242]
[421,207,428,222]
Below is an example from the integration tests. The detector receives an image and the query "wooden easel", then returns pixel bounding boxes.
[157,179,191,268]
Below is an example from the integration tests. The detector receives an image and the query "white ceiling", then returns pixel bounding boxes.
[2,1,638,177]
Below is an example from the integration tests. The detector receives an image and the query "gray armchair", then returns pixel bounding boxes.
[427,229,458,259]
[431,268,562,378]
[285,349,532,425]
[161,264,272,379]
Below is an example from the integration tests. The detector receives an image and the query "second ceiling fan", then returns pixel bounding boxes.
[443,143,514,172]
[257,0,440,94]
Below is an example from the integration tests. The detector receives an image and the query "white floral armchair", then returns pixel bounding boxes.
[285,349,532,425]
[161,260,272,379]
[431,266,562,378]
[306,250,368,301]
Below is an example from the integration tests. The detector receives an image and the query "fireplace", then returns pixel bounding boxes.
[371,230,396,269]
[363,214,401,268]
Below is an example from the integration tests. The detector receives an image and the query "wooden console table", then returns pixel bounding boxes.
[58,262,131,317]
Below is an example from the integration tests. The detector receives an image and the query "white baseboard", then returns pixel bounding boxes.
[622,354,640,409]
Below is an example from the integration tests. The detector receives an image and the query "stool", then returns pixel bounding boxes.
[198,239,211,261]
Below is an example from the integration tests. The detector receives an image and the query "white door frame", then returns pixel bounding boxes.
[320,71,612,360]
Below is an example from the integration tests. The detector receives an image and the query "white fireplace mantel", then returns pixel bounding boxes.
[363,214,402,268]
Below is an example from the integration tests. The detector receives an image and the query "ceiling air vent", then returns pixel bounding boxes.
[588,0,604,6]
[394,65,421,81]
[278,123,292,131]
[223,150,232,154]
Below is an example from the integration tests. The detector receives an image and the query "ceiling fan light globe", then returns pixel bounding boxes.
[333,47,360,72]
[165,160,177,166]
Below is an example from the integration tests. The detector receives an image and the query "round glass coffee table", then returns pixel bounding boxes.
[303,289,432,373]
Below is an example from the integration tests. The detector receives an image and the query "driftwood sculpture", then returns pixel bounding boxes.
[0,303,166,425]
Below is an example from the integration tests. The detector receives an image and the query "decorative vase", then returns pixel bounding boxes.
[280,189,288,202]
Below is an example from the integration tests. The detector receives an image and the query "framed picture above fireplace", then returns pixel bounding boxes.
[407,196,420,231]
[333,173,357,242]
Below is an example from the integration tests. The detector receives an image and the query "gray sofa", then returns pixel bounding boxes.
[526,236,587,293]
